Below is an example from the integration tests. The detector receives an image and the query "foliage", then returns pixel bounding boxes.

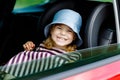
[14,0,47,9]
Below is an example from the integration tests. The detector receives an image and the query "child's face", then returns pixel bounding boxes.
[50,24,75,49]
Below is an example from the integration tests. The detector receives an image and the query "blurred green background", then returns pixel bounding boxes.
[14,0,112,9]
[14,0,47,9]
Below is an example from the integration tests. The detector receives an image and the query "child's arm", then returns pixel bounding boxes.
[23,41,35,51]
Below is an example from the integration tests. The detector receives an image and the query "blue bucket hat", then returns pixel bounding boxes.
[44,9,82,47]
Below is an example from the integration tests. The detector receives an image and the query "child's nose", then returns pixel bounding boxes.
[60,30,66,35]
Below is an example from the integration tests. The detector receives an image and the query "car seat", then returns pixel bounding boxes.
[85,2,116,48]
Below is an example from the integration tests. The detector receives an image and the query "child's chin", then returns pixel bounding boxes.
[56,44,67,47]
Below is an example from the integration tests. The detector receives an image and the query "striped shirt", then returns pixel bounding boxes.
[0,44,82,78]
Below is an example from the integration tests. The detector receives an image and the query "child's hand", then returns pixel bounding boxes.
[23,41,35,51]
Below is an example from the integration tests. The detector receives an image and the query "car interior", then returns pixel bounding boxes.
[0,0,116,67]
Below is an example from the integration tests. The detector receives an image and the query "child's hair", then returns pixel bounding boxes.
[43,24,77,52]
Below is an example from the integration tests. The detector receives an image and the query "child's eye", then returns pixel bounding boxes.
[56,26,62,29]
[67,30,73,33]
